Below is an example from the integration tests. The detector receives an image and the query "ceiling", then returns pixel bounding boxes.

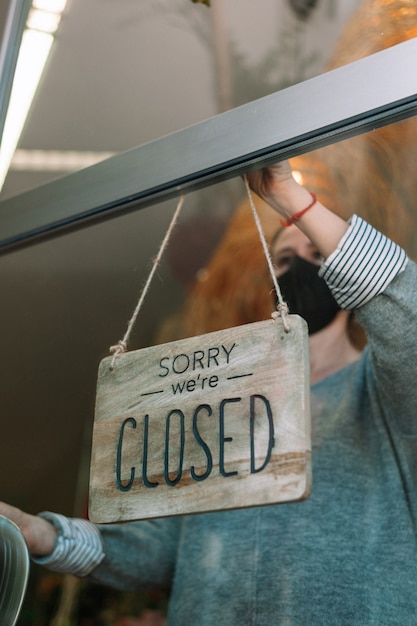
[0,0,361,519]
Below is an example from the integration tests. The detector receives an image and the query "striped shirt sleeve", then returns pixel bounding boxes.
[319,214,408,310]
[32,512,105,576]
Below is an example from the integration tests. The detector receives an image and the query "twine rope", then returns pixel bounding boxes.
[109,195,185,369]
[243,175,290,332]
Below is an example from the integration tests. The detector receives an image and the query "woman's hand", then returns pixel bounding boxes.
[245,160,294,198]
[0,501,57,556]
[245,161,312,221]
[246,160,349,259]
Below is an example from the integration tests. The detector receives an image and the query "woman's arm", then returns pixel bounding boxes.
[0,503,104,576]
[0,501,57,556]
[249,162,415,436]
[246,162,348,258]
[0,500,179,587]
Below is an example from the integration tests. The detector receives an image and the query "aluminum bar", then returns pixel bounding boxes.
[1,37,417,254]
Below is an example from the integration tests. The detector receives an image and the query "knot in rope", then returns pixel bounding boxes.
[271,302,289,318]
[109,340,127,370]
[271,302,290,332]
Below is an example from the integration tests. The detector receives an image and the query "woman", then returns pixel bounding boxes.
[2,161,417,624]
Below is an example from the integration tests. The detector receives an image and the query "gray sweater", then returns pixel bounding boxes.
[39,217,417,624]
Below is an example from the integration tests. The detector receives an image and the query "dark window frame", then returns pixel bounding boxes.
[0,37,416,254]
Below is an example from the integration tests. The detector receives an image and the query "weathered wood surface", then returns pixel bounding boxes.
[89,315,311,523]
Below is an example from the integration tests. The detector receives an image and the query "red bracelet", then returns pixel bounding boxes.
[280,192,317,227]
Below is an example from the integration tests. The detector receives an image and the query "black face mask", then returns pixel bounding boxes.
[274,256,340,335]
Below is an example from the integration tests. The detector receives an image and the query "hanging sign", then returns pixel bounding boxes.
[89,315,311,523]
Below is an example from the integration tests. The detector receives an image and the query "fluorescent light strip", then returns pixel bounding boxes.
[0,30,53,189]
[33,0,67,13]
[0,0,67,191]
[27,8,61,33]
[10,149,116,171]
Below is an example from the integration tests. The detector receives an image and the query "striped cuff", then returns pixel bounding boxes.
[320,215,408,310]
[33,512,105,576]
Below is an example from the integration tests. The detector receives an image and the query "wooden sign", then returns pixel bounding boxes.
[89,315,311,523]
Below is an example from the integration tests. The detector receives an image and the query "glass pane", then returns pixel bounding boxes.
[1,115,416,516]
[1,0,417,620]
[1,115,417,620]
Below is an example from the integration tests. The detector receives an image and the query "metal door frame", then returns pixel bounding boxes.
[1,37,416,254]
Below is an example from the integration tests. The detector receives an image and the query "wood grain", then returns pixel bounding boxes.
[89,315,311,522]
